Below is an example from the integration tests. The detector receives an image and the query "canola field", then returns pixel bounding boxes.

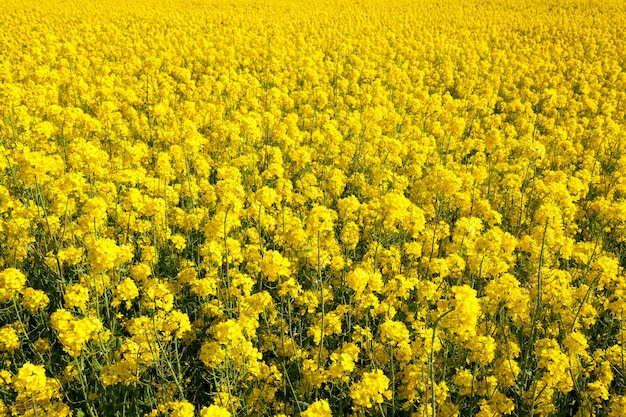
[2,0,626,416]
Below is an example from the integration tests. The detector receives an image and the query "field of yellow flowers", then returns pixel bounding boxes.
[2,0,626,416]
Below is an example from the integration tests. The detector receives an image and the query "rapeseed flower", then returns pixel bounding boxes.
[3,0,626,414]
[302,399,332,417]
[0,326,19,353]
[0,268,26,302]
[349,369,392,409]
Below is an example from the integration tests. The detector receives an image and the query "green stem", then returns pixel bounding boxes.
[317,231,325,369]
[429,308,453,417]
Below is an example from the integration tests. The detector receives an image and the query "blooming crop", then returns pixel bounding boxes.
[1,0,626,415]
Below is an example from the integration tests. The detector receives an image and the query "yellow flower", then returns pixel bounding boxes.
[328,343,360,382]
[77,196,108,234]
[160,310,192,339]
[199,405,231,417]
[130,262,152,282]
[453,368,474,396]
[302,399,332,417]
[199,341,226,367]
[0,268,27,302]
[87,238,121,274]
[34,338,51,355]
[11,362,70,414]
[141,279,175,311]
[588,380,610,401]
[494,357,520,388]
[63,282,90,311]
[99,360,139,387]
[534,338,573,394]
[306,205,337,236]
[446,285,481,341]
[112,277,139,308]
[349,369,392,409]
[467,335,496,366]
[57,246,84,266]
[212,319,244,345]
[190,276,218,298]
[380,320,410,346]
[21,287,50,313]
[0,370,12,388]
[340,221,360,250]
[169,234,187,252]
[608,395,626,417]
[50,309,103,357]
[563,331,590,360]
[12,362,48,395]
[0,326,19,353]
[163,401,195,417]
[260,250,291,282]
[345,266,383,295]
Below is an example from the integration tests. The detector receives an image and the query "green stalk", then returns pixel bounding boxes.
[429,308,453,417]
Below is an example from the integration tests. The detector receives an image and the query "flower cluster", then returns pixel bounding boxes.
[1,0,626,415]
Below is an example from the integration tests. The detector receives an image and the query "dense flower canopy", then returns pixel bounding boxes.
[1,0,626,416]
